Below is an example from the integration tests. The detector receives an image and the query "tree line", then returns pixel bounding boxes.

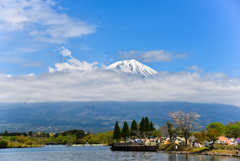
[0,130,28,137]
[113,117,157,142]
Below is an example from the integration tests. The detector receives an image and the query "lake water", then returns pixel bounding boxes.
[0,145,239,161]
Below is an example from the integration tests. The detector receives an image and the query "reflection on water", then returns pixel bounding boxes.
[0,145,239,161]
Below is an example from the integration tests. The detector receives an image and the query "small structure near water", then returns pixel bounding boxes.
[110,143,158,151]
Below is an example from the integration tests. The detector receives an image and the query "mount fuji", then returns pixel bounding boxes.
[107,59,158,77]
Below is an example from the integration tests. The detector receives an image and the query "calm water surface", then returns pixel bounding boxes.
[0,145,239,161]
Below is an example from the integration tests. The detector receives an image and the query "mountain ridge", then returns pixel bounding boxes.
[0,102,239,133]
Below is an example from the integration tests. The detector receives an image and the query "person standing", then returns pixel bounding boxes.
[175,145,177,151]
[236,148,238,156]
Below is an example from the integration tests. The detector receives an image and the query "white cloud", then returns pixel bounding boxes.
[119,50,187,62]
[49,47,98,72]
[58,47,72,57]
[28,73,35,76]
[0,0,96,43]
[186,65,204,73]
[0,70,239,107]
[48,66,55,73]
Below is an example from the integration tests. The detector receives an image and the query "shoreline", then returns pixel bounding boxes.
[158,151,240,157]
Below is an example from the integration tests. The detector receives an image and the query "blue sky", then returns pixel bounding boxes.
[0,0,240,106]
[0,0,239,76]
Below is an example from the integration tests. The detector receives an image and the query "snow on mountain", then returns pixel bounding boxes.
[107,59,158,77]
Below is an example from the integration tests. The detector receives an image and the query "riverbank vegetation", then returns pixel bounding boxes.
[0,129,115,148]
[158,111,240,155]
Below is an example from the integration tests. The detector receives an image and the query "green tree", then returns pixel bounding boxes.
[122,121,130,142]
[207,128,221,144]
[145,117,150,132]
[28,131,33,137]
[150,121,155,131]
[152,130,161,137]
[139,117,145,133]
[130,120,138,140]
[193,130,208,144]
[3,130,8,136]
[166,121,177,143]
[113,121,121,142]
[0,140,8,148]
[87,131,92,135]
[76,130,85,143]
[206,122,226,135]
[225,122,240,138]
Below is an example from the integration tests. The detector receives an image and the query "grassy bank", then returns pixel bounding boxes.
[159,144,240,155]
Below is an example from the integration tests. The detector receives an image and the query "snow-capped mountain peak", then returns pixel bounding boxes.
[107,59,158,77]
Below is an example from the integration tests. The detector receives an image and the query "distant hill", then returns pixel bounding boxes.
[0,102,239,133]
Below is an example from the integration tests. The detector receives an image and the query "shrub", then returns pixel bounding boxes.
[17,136,28,143]
[25,140,34,145]
[10,136,17,142]
[0,140,8,148]
[16,143,22,148]
[214,144,240,151]
[7,143,13,148]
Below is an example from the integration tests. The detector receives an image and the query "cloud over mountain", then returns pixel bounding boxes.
[0,47,239,107]
[0,66,239,107]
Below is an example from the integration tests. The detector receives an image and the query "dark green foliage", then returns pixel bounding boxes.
[139,117,145,132]
[150,121,155,131]
[87,131,91,135]
[122,121,130,142]
[113,121,121,142]
[145,117,150,132]
[54,133,59,138]
[10,136,17,141]
[130,120,138,139]
[76,130,86,143]
[0,140,8,148]
[0,131,27,137]
[28,131,33,137]
[225,122,240,138]
[207,122,226,135]
[166,121,178,143]
[3,130,8,136]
